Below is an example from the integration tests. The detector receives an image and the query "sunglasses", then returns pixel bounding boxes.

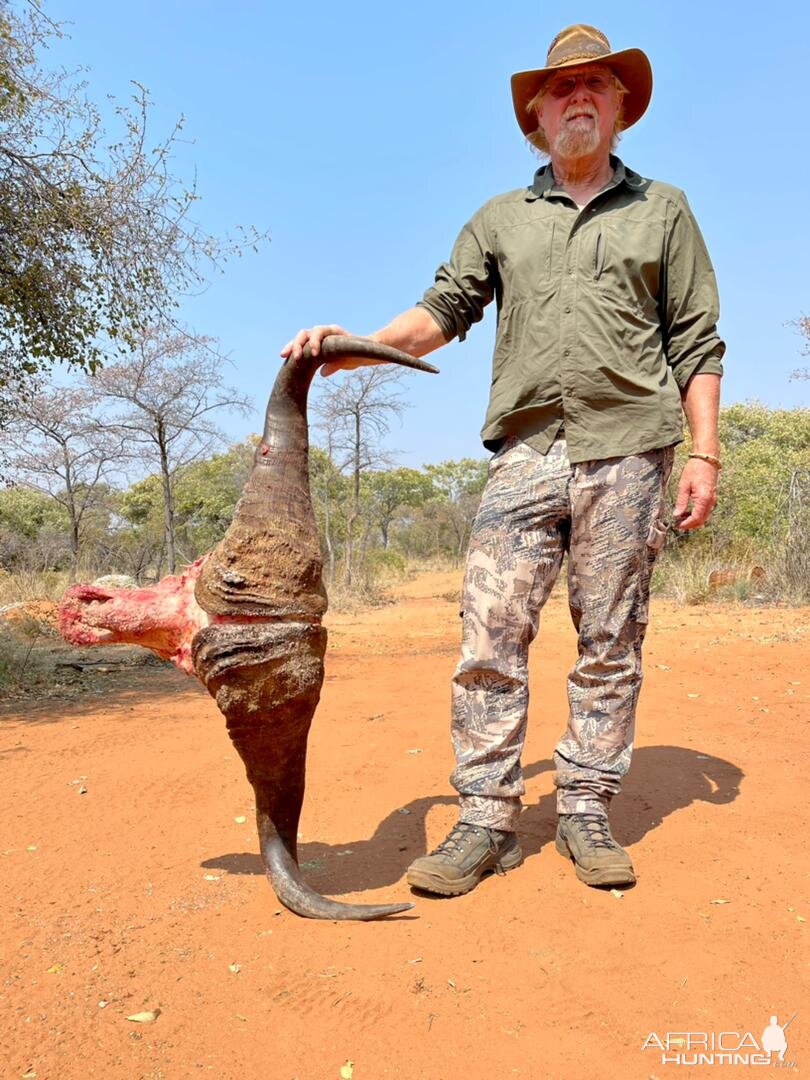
[545,72,614,99]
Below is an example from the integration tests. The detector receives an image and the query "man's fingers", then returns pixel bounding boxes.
[674,460,718,530]
[675,490,716,530]
[280,325,349,362]
[673,481,690,519]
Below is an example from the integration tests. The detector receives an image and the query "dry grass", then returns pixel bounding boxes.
[0,567,70,607]
[652,542,808,606]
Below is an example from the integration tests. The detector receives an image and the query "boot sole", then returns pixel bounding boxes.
[555,836,636,887]
[406,848,524,897]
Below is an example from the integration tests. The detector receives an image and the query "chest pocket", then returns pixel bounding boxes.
[497,219,559,304]
[589,218,664,314]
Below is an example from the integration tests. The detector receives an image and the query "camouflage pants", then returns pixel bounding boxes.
[452,434,674,830]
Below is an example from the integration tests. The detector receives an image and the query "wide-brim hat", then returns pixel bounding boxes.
[511,24,652,141]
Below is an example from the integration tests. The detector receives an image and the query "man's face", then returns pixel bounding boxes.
[534,63,621,160]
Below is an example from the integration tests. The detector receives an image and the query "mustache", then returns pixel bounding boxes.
[562,106,597,121]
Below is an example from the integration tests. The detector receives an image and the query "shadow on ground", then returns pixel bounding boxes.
[202,744,743,896]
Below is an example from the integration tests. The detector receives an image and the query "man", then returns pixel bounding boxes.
[282,24,724,895]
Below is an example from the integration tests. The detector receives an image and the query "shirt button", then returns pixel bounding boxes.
[563,348,571,356]
[564,305,572,314]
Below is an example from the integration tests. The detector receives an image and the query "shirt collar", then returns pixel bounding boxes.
[525,155,644,201]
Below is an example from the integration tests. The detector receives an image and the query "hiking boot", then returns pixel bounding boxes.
[555,813,636,886]
[406,822,523,896]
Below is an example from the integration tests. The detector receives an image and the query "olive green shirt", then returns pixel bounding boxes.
[417,157,725,463]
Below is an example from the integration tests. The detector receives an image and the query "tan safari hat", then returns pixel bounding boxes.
[511,24,653,141]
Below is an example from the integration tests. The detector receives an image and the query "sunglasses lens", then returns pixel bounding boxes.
[549,78,576,98]
[547,73,612,98]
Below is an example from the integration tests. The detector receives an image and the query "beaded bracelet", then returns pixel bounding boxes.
[688,452,722,470]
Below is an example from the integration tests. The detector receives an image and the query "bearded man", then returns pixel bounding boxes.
[282,24,724,895]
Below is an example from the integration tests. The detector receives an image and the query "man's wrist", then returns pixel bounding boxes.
[688,451,722,470]
[689,435,720,456]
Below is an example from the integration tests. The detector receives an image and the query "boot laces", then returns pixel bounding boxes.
[574,813,618,852]
[430,822,496,857]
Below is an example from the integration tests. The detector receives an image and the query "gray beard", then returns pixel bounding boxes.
[553,118,600,158]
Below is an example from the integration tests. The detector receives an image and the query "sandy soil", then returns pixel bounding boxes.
[1,571,807,1079]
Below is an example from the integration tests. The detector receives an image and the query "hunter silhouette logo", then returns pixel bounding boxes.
[762,1014,796,1063]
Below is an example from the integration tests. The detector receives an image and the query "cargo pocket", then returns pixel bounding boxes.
[646,518,668,554]
[646,445,674,557]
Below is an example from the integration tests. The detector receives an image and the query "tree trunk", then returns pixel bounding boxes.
[62,448,80,583]
[345,408,362,587]
[322,477,335,584]
[157,423,176,575]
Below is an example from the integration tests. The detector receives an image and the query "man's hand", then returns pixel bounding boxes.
[280,325,387,377]
[673,457,718,530]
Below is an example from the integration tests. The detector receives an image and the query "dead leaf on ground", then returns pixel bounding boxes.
[126,1009,160,1023]
[340,1062,354,1080]
[710,898,730,905]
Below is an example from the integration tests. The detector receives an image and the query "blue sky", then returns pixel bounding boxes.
[44,0,810,467]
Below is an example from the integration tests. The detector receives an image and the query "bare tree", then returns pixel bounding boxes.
[3,385,125,577]
[0,1,265,417]
[312,367,410,585]
[94,327,251,574]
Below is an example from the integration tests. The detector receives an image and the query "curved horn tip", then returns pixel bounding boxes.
[262,836,416,920]
[285,899,416,922]
[302,335,439,375]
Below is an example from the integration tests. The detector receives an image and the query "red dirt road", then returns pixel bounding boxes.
[1,572,807,1079]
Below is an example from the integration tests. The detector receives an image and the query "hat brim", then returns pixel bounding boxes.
[511,47,652,138]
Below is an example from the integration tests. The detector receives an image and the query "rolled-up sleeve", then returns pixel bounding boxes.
[416,207,498,343]
[662,191,725,389]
